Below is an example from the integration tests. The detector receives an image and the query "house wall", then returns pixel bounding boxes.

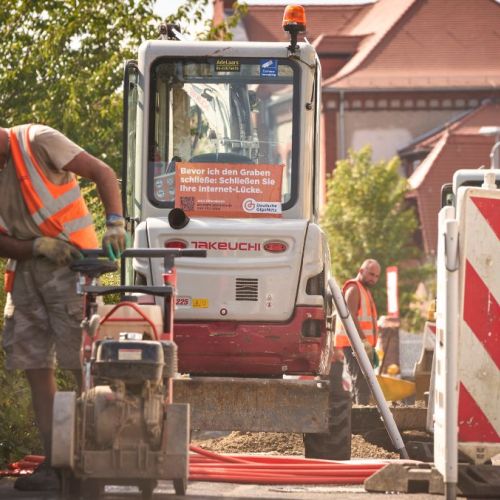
[322,90,500,167]
[343,109,461,162]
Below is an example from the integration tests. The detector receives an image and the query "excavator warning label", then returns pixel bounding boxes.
[192,298,209,308]
[175,162,283,218]
[260,59,278,77]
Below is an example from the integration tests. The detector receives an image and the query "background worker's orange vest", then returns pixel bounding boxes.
[334,278,378,348]
[3,125,98,292]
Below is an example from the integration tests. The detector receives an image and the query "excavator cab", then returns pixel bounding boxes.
[122,9,332,377]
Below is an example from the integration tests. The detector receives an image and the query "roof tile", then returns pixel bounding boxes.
[326,0,500,89]
[242,4,370,43]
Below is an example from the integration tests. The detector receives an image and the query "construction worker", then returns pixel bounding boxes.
[334,259,380,405]
[0,124,126,491]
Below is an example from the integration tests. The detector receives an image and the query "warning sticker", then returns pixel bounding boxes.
[175,162,283,218]
[192,298,209,308]
[260,59,278,77]
[215,58,240,72]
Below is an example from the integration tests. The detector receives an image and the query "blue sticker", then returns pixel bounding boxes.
[260,59,278,77]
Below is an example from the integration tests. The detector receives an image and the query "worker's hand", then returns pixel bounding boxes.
[362,339,374,364]
[102,215,127,260]
[32,237,83,266]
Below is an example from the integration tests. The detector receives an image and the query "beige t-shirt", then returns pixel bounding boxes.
[0,124,83,239]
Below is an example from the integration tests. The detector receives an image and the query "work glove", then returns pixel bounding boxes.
[102,215,127,260]
[362,339,374,365]
[33,237,83,266]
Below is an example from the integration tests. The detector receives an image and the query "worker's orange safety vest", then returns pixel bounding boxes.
[334,279,378,348]
[2,125,98,292]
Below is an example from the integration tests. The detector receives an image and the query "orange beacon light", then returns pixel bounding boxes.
[282,4,307,31]
[282,5,306,52]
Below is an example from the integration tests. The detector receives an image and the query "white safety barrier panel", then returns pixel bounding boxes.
[434,172,500,499]
[434,205,459,499]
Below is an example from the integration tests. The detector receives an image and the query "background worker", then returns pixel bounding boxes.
[334,259,380,405]
[0,123,126,491]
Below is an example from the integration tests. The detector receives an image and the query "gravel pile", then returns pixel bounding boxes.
[193,432,303,455]
[192,431,399,459]
[351,434,399,459]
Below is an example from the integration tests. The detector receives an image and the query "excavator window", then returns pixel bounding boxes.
[147,57,299,210]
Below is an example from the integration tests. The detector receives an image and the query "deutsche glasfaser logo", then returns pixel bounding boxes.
[243,198,281,214]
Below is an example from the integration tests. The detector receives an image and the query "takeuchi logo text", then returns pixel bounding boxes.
[190,241,261,251]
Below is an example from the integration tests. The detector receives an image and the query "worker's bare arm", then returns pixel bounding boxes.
[0,234,33,260]
[63,151,122,216]
[344,284,365,339]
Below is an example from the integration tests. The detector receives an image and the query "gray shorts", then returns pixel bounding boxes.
[2,258,83,370]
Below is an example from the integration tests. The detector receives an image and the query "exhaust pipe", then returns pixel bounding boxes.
[168,208,190,229]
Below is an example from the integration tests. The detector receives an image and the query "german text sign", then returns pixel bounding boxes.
[175,162,283,217]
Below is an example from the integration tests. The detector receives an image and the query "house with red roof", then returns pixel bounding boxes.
[405,101,499,254]
[214,0,500,253]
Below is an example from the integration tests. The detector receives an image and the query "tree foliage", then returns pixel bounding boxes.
[0,0,159,171]
[165,0,248,41]
[322,147,429,322]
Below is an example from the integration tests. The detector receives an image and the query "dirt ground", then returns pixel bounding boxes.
[192,430,426,459]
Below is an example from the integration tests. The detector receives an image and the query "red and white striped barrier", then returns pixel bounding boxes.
[456,188,500,461]
[434,174,500,497]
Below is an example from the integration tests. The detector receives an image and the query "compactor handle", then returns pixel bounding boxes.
[76,248,207,280]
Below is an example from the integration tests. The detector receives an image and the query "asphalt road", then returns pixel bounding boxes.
[0,477,438,499]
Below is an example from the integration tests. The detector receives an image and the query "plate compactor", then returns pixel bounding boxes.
[51,248,206,499]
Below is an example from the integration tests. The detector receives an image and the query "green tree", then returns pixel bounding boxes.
[165,0,248,41]
[322,146,430,324]
[0,0,159,170]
